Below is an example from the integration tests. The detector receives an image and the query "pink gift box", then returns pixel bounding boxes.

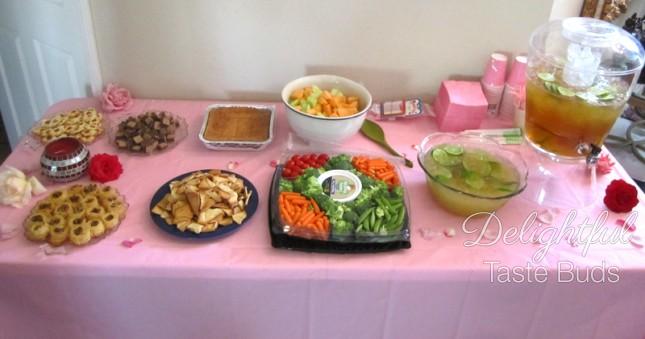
[432,80,488,132]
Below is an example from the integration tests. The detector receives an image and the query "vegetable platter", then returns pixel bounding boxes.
[268,151,411,253]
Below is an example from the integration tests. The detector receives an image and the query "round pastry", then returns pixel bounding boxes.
[26,213,48,227]
[48,225,68,246]
[50,116,64,126]
[107,201,127,219]
[102,213,119,230]
[54,203,72,216]
[47,216,65,228]
[68,193,83,205]
[98,185,117,199]
[86,206,104,220]
[68,185,85,195]
[69,223,92,246]
[99,194,119,206]
[25,223,49,241]
[82,196,100,210]
[67,216,85,230]
[69,203,85,219]
[40,118,52,127]
[88,218,105,237]
[83,184,98,196]
[49,190,67,204]
[34,201,54,215]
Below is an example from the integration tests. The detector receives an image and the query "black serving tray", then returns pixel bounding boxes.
[268,165,411,253]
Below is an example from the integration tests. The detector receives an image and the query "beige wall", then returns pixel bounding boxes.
[90,0,555,101]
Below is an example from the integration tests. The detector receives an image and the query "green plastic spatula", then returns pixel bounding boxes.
[360,119,414,168]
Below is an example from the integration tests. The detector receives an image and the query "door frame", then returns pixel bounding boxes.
[80,0,103,96]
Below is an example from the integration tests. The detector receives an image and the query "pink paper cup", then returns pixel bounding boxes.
[482,53,508,86]
[507,55,528,88]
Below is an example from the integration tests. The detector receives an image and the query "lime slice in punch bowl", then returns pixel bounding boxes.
[432,148,461,166]
[462,153,492,176]
[443,144,464,156]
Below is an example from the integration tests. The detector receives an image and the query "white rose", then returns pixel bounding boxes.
[0,166,46,208]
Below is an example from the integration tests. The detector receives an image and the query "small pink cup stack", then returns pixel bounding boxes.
[432,80,488,132]
[481,53,508,116]
[499,55,528,126]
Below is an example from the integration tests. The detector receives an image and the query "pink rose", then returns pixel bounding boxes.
[101,83,133,112]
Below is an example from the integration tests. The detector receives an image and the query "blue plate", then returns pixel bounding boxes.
[149,169,259,239]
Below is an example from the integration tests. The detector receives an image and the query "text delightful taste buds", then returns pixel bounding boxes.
[462,210,639,284]
[462,210,637,262]
[484,260,620,283]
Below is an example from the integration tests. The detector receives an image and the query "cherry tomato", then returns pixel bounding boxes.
[291,155,300,162]
[296,160,306,168]
[317,154,329,162]
[282,168,292,177]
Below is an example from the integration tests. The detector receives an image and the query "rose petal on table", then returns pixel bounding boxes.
[443,228,456,238]
[629,234,643,249]
[227,161,240,170]
[419,228,440,240]
[0,223,19,240]
[616,219,636,232]
[536,209,554,224]
[39,244,67,256]
[411,144,419,151]
[269,160,278,168]
[121,238,142,248]
[596,154,614,175]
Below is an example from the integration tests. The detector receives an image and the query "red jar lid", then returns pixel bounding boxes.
[44,137,82,158]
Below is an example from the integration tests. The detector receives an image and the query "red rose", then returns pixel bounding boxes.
[603,179,639,213]
[88,153,123,183]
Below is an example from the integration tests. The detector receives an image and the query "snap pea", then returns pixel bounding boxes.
[376,197,392,211]
[373,218,382,232]
[382,206,391,220]
[358,207,373,225]
[383,214,399,231]
[360,218,370,232]
[395,208,406,226]
[379,225,388,235]
[369,210,376,229]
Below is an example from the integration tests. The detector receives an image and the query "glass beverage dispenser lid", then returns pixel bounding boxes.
[530,17,645,83]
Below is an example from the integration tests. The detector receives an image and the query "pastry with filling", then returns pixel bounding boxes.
[69,223,92,246]
[24,183,127,246]
[102,213,119,230]
[48,224,68,246]
[26,223,49,241]
[88,218,105,237]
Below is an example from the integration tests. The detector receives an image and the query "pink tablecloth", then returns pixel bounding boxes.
[1,98,644,339]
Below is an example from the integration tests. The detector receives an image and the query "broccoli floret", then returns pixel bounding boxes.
[390,186,404,199]
[342,210,358,223]
[324,154,353,170]
[279,179,293,192]
[292,168,324,195]
[333,219,353,235]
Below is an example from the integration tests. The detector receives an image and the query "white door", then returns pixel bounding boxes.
[0,0,100,148]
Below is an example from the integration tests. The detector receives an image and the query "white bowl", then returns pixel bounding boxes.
[281,74,372,143]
